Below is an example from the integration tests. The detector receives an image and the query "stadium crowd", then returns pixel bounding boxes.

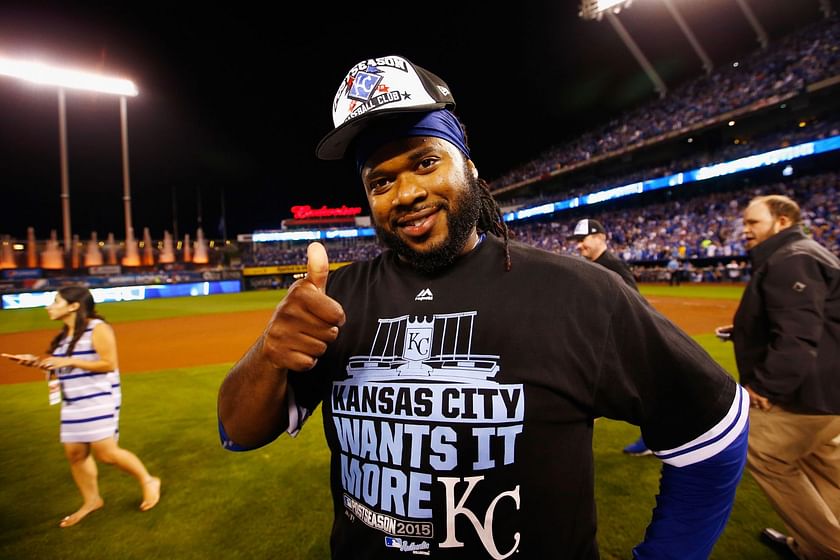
[243,169,838,284]
[491,16,840,189]
[241,19,840,281]
[244,238,381,267]
[510,170,839,261]
[500,117,840,210]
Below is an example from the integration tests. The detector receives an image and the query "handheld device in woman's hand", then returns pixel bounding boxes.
[2,353,40,366]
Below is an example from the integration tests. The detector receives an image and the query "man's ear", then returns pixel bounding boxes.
[776,215,793,230]
[466,159,479,180]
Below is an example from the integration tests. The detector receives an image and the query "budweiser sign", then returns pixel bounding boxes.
[290,205,362,219]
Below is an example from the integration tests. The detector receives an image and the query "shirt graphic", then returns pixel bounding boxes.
[332,311,525,558]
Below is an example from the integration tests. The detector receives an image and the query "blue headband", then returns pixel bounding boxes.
[354,109,470,174]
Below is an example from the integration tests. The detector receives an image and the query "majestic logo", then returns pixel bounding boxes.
[792,281,806,292]
[415,288,433,301]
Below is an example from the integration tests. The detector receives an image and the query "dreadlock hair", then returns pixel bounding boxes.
[475,176,512,271]
[47,286,106,358]
[457,118,512,272]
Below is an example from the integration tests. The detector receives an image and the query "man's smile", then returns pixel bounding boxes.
[394,206,443,239]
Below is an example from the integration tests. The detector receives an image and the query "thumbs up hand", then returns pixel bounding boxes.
[305,241,330,292]
[262,242,346,372]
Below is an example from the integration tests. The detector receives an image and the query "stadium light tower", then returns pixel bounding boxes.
[0,56,138,262]
[579,0,668,98]
[734,0,768,49]
[661,0,713,74]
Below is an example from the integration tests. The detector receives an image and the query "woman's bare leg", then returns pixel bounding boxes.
[61,443,104,527]
[91,437,160,511]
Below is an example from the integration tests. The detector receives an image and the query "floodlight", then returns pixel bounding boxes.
[0,56,137,96]
[580,0,633,20]
[0,54,139,265]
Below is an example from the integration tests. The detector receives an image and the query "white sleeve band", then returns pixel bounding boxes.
[285,384,311,438]
[654,385,750,467]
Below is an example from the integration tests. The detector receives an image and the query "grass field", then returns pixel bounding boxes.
[638,283,745,300]
[0,285,789,559]
[0,282,743,335]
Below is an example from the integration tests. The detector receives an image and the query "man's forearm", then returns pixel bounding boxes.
[218,336,290,449]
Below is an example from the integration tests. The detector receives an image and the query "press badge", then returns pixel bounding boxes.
[47,371,61,406]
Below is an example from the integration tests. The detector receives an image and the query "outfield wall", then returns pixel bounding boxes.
[1,279,242,310]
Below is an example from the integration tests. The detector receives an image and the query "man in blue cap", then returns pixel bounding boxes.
[218,55,749,559]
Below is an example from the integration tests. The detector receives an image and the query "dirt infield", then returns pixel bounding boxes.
[0,297,737,385]
[646,296,738,335]
[0,309,272,385]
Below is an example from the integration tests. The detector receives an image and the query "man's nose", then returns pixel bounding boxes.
[393,176,427,206]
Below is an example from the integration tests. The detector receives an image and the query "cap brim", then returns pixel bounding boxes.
[316,103,447,161]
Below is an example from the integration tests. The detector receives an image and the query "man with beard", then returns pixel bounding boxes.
[716,195,840,559]
[218,55,749,559]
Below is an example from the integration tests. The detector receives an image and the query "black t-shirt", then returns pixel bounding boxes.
[288,235,736,559]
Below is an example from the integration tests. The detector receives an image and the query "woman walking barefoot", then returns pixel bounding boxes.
[3,286,160,527]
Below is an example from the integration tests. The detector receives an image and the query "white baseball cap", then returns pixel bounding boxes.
[316,55,456,160]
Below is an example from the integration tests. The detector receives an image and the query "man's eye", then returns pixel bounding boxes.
[418,158,436,169]
[368,179,390,193]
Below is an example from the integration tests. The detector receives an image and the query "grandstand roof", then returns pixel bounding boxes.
[0,1,834,240]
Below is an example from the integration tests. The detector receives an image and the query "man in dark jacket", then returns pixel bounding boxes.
[570,218,651,457]
[570,218,638,291]
[718,194,840,559]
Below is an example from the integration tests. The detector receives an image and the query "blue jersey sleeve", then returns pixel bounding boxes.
[633,401,749,559]
[218,417,254,452]
[218,384,313,452]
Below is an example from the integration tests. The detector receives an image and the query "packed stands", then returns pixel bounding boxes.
[509,170,839,263]
[8,16,838,291]
[490,16,840,194]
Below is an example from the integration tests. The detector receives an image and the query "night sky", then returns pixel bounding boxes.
[0,1,831,242]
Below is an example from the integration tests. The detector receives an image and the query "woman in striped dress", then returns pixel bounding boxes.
[3,286,160,527]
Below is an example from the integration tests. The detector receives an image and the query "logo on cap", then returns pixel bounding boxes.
[317,55,455,160]
[573,220,591,237]
[332,57,419,125]
[348,70,383,103]
[572,219,606,239]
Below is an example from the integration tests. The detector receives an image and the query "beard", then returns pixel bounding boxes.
[374,169,482,275]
